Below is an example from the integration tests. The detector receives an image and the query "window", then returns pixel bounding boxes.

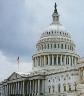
[69,84,71,91]
[68,45,69,49]
[61,44,63,49]
[49,87,51,93]
[52,86,55,93]
[68,57,69,64]
[58,57,60,65]
[44,44,46,49]
[46,57,48,65]
[52,31,53,34]
[50,56,52,65]
[41,45,43,50]
[58,44,59,48]
[51,44,52,49]
[74,82,77,91]
[54,57,56,65]
[65,44,66,49]
[58,84,61,92]
[65,33,66,35]
[48,44,49,49]
[72,47,73,51]
[64,85,66,91]
[54,44,56,48]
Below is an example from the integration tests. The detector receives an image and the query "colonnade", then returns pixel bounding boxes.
[33,55,77,67]
[3,79,42,96]
[37,43,74,52]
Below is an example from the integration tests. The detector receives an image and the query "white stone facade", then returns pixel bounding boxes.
[0,3,84,96]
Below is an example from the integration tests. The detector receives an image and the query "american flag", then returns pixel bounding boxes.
[17,56,19,64]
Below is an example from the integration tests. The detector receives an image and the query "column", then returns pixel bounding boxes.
[33,80,34,95]
[9,84,10,95]
[44,55,46,66]
[26,81,28,95]
[52,55,54,65]
[69,56,71,66]
[33,58,35,67]
[23,81,25,96]
[41,56,43,66]
[9,84,11,95]
[48,55,50,65]
[60,55,62,65]
[18,82,19,95]
[12,83,13,95]
[72,56,73,66]
[40,56,41,66]
[35,80,37,95]
[74,57,77,66]
[38,79,40,95]
[34,57,36,67]
[56,55,58,65]
[64,55,66,66]
[7,84,8,96]
[11,84,12,95]
[30,81,31,95]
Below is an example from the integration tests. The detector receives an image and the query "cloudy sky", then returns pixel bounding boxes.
[0,0,84,81]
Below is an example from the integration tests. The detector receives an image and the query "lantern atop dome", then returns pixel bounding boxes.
[52,2,60,24]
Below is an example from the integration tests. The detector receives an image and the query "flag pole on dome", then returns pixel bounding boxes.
[17,56,20,72]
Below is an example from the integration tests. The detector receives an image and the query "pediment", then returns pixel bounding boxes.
[8,72,22,81]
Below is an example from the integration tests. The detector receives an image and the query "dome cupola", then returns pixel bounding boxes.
[52,2,60,24]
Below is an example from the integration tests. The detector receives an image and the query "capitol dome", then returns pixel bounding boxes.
[32,3,79,71]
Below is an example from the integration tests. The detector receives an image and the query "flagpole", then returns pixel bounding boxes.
[18,62,19,72]
[17,56,20,73]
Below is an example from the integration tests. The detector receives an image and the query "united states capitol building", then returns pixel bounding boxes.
[0,3,84,96]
